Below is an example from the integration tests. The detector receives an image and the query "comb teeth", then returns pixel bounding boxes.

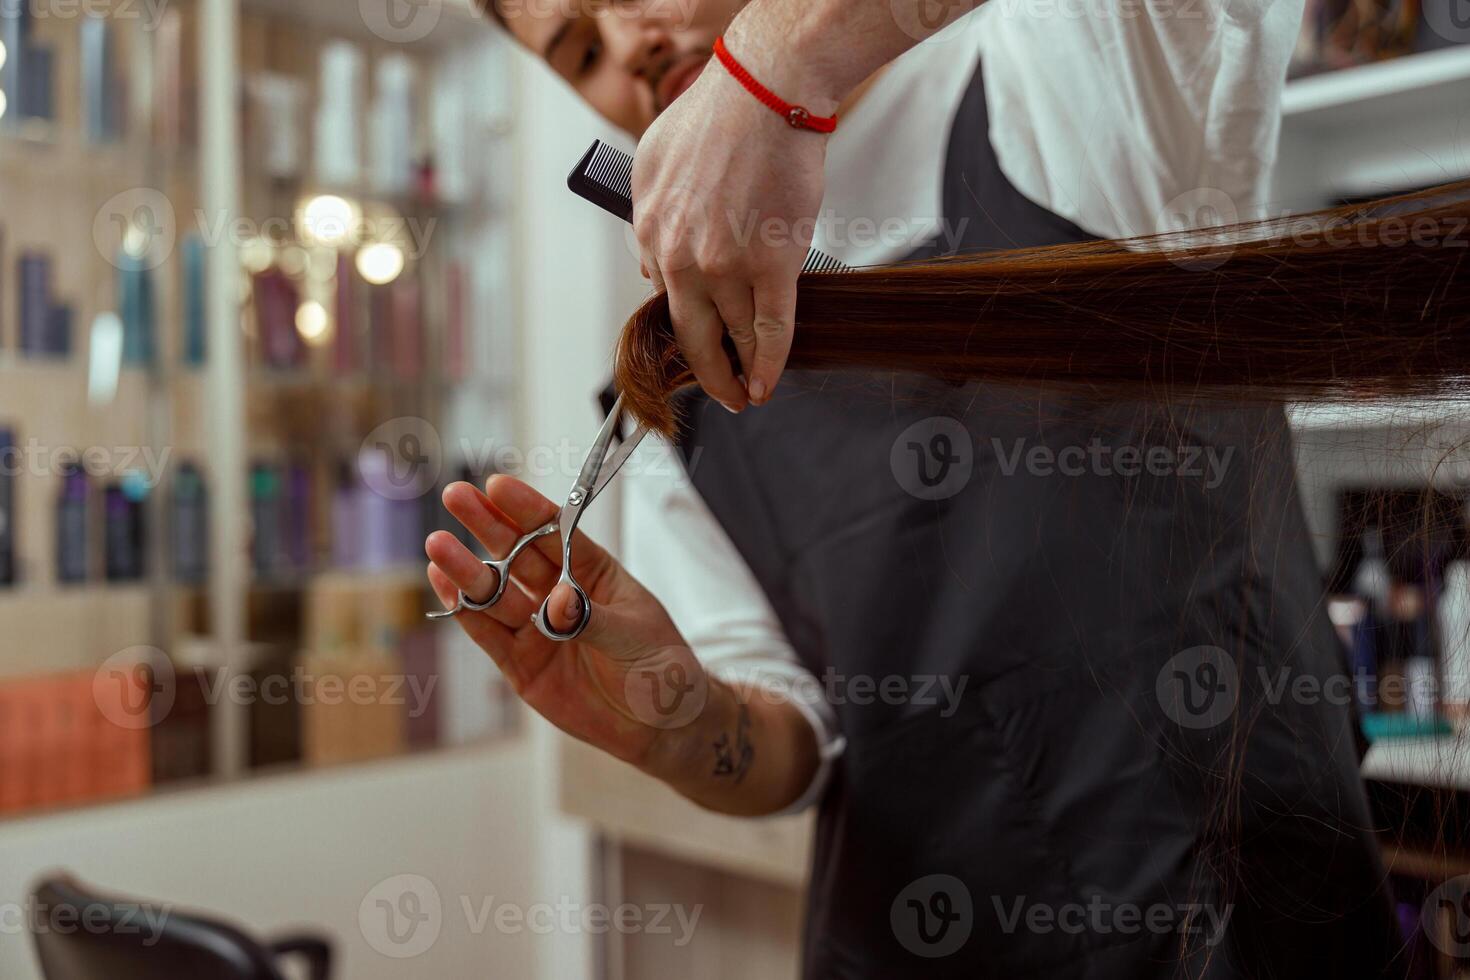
[568,139,851,274]
[587,141,633,196]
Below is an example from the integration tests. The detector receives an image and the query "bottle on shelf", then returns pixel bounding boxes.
[55,459,88,584]
[1345,524,1391,710]
[103,478,146,582]
[171,462,208,585]
[0,427,15,587]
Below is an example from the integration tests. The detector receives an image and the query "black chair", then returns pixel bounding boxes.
[29,874,331,980]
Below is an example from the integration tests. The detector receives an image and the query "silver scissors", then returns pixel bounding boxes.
[427,394,649,641]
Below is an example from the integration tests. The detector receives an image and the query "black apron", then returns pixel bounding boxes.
[663,61,1405,979]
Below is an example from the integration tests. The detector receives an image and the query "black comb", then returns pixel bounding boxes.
[567,139,851,275]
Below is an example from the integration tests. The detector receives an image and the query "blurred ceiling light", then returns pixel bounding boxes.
[0,40,8,72]
[356,242,405,285]
[278,245,309,278]
[240,236,274,274]
[295,300,331,344]
[307,245,339,282]
[123,221,152,259]
[0,89,7,122]
[298,194,361,249]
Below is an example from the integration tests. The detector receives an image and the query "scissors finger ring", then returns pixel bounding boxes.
[425,559,510,619]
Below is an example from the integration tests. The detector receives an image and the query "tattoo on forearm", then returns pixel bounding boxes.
[712,702,754,784]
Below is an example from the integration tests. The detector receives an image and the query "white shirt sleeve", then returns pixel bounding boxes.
[975,0,1306,238]
[617,438,845,816]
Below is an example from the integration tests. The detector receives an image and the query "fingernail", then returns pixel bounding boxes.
[749,378,767,404]
[720,400,744,415]
[564,590,582,621]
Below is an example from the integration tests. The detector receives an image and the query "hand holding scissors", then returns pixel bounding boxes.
[427,395,648,641]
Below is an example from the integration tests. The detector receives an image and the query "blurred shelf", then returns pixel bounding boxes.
[0,126,197,178]
[1363,734,1470,790]
[1283,46,1470,129]
[0,732,524,828]
[249,565,430,592]
[1288,398,1470,431]
[0,585,155,679]
[241,0,491,49]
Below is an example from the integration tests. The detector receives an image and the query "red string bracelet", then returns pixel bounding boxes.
[713,36,838,134]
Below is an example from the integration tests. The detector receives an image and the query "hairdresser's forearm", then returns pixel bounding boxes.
[724,0,983,113]
[637,676,819,817]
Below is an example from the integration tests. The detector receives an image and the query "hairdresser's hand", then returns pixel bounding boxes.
[631,25,835,411]
[426,476,819,814]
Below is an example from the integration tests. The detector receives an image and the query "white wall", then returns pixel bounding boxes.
[0,744,542,979]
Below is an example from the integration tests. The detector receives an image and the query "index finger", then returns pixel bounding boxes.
[665,270,748,413]
[747,272,798,405]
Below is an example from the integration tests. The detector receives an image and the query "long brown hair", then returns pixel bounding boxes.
[614,181,1470,434]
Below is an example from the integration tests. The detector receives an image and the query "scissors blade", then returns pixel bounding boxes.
[559,395,643,535]
[588,424,648,503]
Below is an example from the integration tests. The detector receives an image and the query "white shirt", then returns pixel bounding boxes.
[620,0,1303,813]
